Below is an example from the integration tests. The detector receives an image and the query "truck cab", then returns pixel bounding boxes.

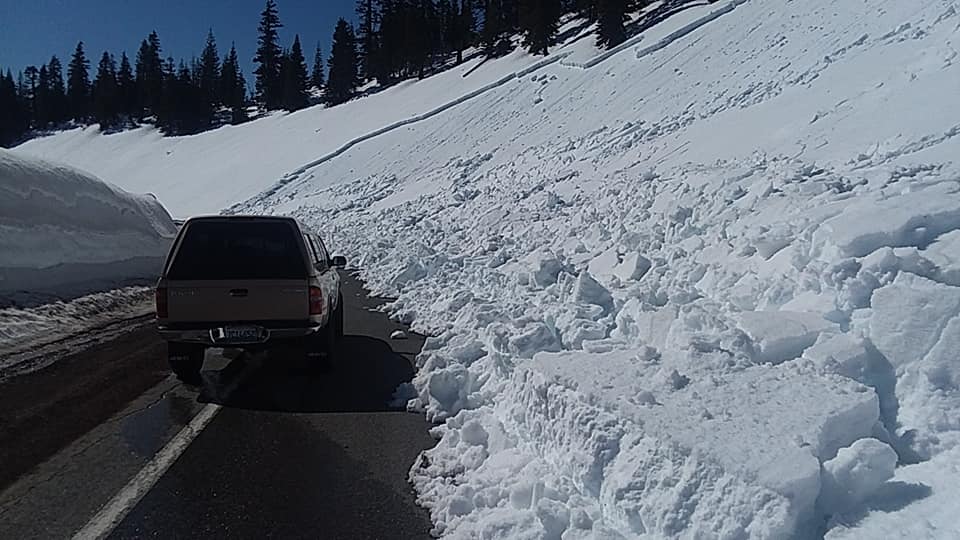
[155,215,345,383]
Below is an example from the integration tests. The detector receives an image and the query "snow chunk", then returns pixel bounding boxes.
[819,438,897,514]
[533,253,565,288]
[925,229,960,286]
[390,258,427,288]
[804,334,871,381]
[586,247,620,278]
[510,322,562,358]
[588,248,652,284]
[531,349,880,532]
[869,273,960,370]
[736,311,837,364]
[390,329,408,340]
[613,252,652,282]
[814,184,960,258]
[869,272,960,455]
[612,301,677,350]
[573,271,614,312]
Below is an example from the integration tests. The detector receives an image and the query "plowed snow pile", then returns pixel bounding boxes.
[0,149,177,305]
[236,0,960,536]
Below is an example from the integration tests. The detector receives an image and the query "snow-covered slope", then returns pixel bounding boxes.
[14,48,574,218]
[16,0,960,536]
[0,149,176,305]
[233,0,959,537]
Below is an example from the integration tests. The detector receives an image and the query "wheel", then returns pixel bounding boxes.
[335,294,344,340]
[306,302,342,373]
[168,343,204,384]
[321,304,340,362]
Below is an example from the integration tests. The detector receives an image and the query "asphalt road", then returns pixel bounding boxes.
[0,274,436,539]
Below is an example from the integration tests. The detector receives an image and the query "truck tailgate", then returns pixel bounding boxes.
[166,279,309,322]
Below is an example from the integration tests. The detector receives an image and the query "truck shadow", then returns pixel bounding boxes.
[196,334,418,414]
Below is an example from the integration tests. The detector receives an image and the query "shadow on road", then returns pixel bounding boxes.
[196,334,416,414]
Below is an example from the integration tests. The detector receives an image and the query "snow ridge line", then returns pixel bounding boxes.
[559,30,650,69]
[633,0,749,60]
[236,0,748,211]
[558,0,749,69]
[237,53,573,209]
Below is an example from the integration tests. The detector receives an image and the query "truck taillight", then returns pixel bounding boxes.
[156,287,168,318]
[309,286,324,316]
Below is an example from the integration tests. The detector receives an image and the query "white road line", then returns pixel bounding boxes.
[71,402,221,540]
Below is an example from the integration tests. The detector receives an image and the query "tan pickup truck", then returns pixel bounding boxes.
[155,215,345,383]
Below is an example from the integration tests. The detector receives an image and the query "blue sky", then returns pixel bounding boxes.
[0,0,357,82]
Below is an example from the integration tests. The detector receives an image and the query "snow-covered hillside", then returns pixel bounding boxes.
[14,47,575,218]
[18,0,960,537]
[0,149,176,305]
[236,0,959,537]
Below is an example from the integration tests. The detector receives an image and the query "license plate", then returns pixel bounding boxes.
[211,326,266,344]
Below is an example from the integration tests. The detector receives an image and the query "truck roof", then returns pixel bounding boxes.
[182,214,307,230]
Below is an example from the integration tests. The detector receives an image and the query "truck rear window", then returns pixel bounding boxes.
[167,221,308,280]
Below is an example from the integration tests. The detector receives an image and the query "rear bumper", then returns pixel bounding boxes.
[158,325,322,346]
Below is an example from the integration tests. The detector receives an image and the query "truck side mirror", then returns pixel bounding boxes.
[331,256,347,268]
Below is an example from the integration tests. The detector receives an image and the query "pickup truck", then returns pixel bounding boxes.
[155,215,345,383]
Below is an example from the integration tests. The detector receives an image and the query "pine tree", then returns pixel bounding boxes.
[46,56,67,125]
[92,52,119,129]
[483,0,515,55]
[35,65,50,127]
[326,18,360,105]
[199,29,221,107]
[310,42,325,90]
[253,0,284,110]
[406,0,441,79]
[67,41,91,122]
[440,0,476,62]
[281,35,309,111]
[155,56,176,129]
[135,32,164,118]
[220,44,247,123]
[452,0,477,64]
[596,0,628,48]
[1,69,30,146]
[573,0,598,21]
[355,0,379,80]
[189,55,214,130]
[23,66,39,124]
[519,0,560,55]
[376,0,405,82]
[117,52,136,120]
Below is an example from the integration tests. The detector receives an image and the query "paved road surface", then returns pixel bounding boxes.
[0,274,436,539]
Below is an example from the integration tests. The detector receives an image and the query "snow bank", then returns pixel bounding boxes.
[0,149,176,304]
[0,286,153,379]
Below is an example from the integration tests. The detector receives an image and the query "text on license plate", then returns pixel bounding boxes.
[213,326,264,342]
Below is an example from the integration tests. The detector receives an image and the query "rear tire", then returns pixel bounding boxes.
[335,294,344,340]
[168,343,204,385]
[307,301,343,373]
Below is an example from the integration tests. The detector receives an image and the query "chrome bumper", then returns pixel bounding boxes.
[158,325,322,346]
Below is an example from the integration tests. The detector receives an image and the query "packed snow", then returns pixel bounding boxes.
[0,286,154,380]
[0,149,176,306]
[21,0,960,537]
